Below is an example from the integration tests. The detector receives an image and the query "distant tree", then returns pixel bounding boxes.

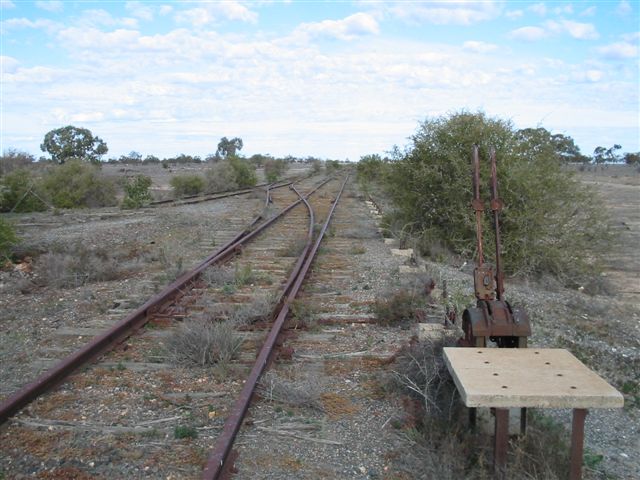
[216,137,243,159]
[593,144,622,164]
[0,149,35,176]
[143,155,160,164]
[40,126,108,164]
[248,153,271,167]
[624,152,640,165]
[515,128,588,163]
[264,158,288,182]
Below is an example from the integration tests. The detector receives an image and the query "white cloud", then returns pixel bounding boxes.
[175,2,257,26]
[0,55,19,74]
[553,5,573,15]
[509,26,548,41]
[463,41,498,53]
[35,1,63,13]
[0,0,15,9]
[546,20,599,40]
[505,10,523,20]
[597,41,638,59]
[386,1,501,25]
[294,13,379,41]
[78,9,139,29]
[622,32,640,42]
[159,5,173,16]
[1,17,60,33]
[529,3,547,16]
[616,1,633,16]
[125,1,154,21]
[57,27,140,50]
[580,6,597,17]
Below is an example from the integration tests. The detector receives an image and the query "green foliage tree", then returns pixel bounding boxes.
[0,169,48,212]
[121,175,152,209]
[40,160,117,208]
[229,157,257,187]
[0,217,18,260]
[170,174,205,197]
[356,154,387,182]
[216,137,243,159]
[516,128,588,163]
[593,144,622,164]
[385,111,609,283]
[40,126,108,164]
[325,160,341,173]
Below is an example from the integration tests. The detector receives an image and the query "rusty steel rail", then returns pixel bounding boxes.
[0,177,331,424]
[149,179,296,206]
[203,174,350,480]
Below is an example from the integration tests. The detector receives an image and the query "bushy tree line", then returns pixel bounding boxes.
[362,112,611,285]
[0,161,119,211]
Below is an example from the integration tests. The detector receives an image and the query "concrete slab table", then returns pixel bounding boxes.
[443,347,624,480]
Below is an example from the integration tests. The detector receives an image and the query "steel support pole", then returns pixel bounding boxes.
[494,408,509,479]
[569,408,588,480]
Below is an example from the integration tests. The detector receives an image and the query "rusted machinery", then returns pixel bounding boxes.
[460,146,531,348]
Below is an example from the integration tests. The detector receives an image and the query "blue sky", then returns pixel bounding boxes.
[1,1,638,160]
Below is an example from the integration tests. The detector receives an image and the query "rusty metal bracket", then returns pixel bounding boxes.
[461,146,531,349]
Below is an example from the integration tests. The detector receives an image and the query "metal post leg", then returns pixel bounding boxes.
[569,408,588,480]
[469,407,477,429]
[494,408,509,479]
[520,407,527,435]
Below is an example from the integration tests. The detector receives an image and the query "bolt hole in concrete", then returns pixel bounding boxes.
[545,362,551,365]
[502,385,508,389]
[557,373,563,377]
[493,373,499,376]
[477,351,483,354]
[484,361,490,364]
[571,386,577,390]
[534,351,540,354]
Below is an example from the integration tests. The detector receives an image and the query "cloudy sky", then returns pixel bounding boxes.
[1,1,638,161]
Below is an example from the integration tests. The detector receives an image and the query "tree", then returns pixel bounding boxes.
[624,152,640,165]
[515,128,588,163]
[216,137,243,159]
[385,111,610,283]
[593,144,622,164]
[1,149,35,176]
[0,217,18,260]
[41,126,108,164]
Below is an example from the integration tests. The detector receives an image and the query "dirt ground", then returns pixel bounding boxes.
[0,163,638,479]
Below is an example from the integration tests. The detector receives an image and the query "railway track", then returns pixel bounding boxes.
[0,174,367,478]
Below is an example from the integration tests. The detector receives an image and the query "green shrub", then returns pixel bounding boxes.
[174,425,198,439]
[170,174,205,197]
[121,175,152,209]
[0,169,48,212]
[0,217,18,259]
[205,161,238,193]
[40,160,117,208]
[372,290,424,326]
[385,111,610,284]
[229,157,257,187]
[264,158,288,183]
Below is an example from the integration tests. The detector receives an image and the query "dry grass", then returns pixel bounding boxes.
[258,371,323,411]
[35,243,141,288]
[389,338,573,479]
[165,318,243,367]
